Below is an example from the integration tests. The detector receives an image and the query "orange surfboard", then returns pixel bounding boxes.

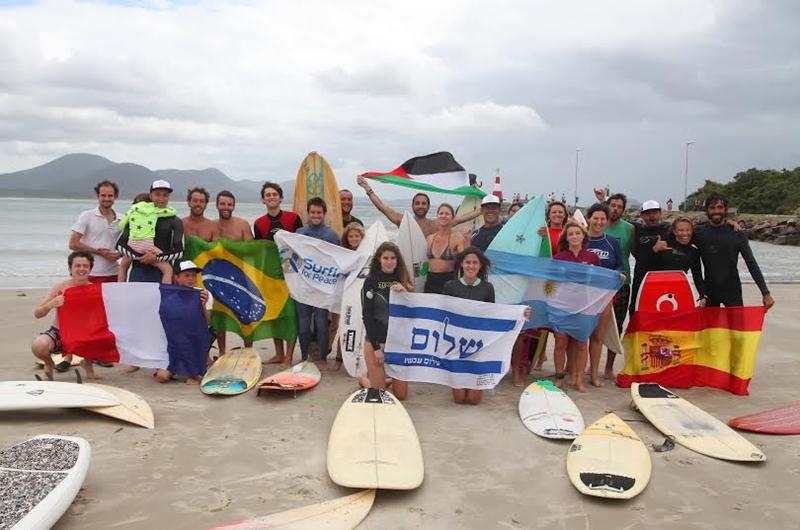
[635,271,695,313]
[257,361,321,395]
[729,403,800,435]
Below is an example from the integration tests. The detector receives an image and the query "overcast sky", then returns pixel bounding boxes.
[1,0,799,205]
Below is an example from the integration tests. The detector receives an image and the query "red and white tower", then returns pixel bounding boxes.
[492,169,503,202]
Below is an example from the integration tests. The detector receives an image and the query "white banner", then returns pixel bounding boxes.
[384,291,526,390]
[274,230,368,313]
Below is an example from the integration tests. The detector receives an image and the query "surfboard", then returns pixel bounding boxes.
[487,194,548,256]
[518,380,584,439]
[327,388,424,490]
[396,211,428,293]
[0,381,119,411]
[292,151,344,236]
[634,271,695,313]
[631,382,766,461]
[83,383,155,429]
[455,194,484,233]
[201,348,262,396]
[571,208,587,228]
[567,413,651,499]
[209,489,375,530]
[257,361,321,394]
[339,221,390,377]
[35,354,83,367]
[729,403,800,435]
[0,434,91,530]
[602,311,625,355]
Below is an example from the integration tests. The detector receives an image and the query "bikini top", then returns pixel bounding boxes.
[427,233,455,261]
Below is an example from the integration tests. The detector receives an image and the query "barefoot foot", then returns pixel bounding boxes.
[264,355,284,365]
[123,365,140,373]
[590,377,604,388]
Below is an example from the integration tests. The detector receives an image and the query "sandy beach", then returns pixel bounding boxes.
[1,283,798,530]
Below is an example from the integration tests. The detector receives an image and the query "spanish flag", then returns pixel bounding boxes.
[616,306,766,395]
[184,236,298,342]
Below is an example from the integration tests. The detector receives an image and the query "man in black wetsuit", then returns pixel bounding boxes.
[692,193,775,310]
[629,200,671,316]
[470,195,504,251]
[117,180,184,282]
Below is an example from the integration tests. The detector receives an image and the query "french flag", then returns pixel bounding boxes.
[58,283,209,376]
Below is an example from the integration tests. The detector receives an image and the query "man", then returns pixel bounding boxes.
[253,181,301,365]
[154,260,211,384]
[340,188,363,229]
[214,190,253,241]
[69,180,122,283]
[470,195,504,251]
[31,251,101,380]
[117,179,184,282]
[692,193,774,310]
[182,186,220,242]
[356,175,481,237]
[629,200,671,317]
[295,197,341,369]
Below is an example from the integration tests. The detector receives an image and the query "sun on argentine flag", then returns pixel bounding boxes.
[361,152,486,197]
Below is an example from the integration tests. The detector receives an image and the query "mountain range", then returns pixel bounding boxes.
[0,153,285,201]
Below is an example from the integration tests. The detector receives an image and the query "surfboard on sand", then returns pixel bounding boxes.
[455,194,484,233]
[729,403,800,435]
[0,381,119,411]
[631,382,766,461]
[201,348,262,396]
[634,271,695,313]
[519,380,584,439]
[209,489,375,530]
[0,434,91,530]
[567,413,651,499]
[602,311,624,355]
[293,151,344,236]
[83,383,155,429]
[257,361,321,395]
[327,388,424,490]
[339,221,390,377]
[396,211,428,293]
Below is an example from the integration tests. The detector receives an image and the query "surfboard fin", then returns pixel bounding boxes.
[652,437,676,452]
[75,369,83,385]
[34,374,42,381]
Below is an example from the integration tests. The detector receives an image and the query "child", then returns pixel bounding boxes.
[117,192,176,283]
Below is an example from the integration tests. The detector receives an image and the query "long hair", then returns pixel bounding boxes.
[454,246,491,282]
[368,242,413,291]
[556,221,589,253]
[341,222,366,250]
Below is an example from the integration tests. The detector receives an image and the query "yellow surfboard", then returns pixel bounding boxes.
[293,151,344,236]
[84,383,155,429]
[201,348,262,395]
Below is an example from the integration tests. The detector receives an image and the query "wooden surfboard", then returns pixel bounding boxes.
[567,413,651,499]
[518,380,584,439]
[0,381,119,411]
[729,403,800,435]
[0,435,91,530]
[634,271,695,313]
[327,388,424,490]
[455,194,484,233]
[209,489,375,530]
[396,211,428,293]
[83,383,155,429]
[257,361,321,395]
[293,151,343,236]
[631,382,766,461]
[201,348,262,396]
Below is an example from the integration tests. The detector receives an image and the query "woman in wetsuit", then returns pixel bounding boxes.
[424,203,467,294]
[658,216,705,305]
[362,242,414,399]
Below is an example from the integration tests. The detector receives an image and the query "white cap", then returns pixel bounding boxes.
[150,179,173,192]
[641,200,661,212]
[175,260,201,273]
[481,194,501,206]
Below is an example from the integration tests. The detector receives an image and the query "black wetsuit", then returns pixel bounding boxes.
[362,271,400,350]
[630,221,670,316]
[470,223,504,252]
[657,237,705,298]
[692,222,770,307]
[442,278,495,303]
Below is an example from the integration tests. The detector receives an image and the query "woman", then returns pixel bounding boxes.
[553,222,600,392]
[659,217,705,304]
[507,202,523,220]
[331,222,368,369]
[424,203,467,294]
[537,201,568,256]
[585,202,625,388]
[362,242,414,399]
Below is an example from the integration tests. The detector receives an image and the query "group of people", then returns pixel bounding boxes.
[32,175,775,402]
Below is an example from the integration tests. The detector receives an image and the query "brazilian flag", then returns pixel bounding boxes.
[184,236,298,342]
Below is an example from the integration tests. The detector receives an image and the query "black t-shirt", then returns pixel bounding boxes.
[470,223,504,251]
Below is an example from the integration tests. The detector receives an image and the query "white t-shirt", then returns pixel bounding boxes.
[71,207,122,277]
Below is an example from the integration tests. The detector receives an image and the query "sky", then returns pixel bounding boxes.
[1,0,799,205]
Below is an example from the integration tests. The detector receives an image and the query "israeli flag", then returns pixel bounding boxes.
[384,291,526,390]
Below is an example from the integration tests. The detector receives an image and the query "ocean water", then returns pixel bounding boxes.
[1,197,798,289]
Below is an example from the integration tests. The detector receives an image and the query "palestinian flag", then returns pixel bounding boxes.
[616,306,766,395]
[361,152,485,197]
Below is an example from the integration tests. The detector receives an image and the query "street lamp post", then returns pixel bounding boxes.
[574,148,581,207]
[683,141,695,211]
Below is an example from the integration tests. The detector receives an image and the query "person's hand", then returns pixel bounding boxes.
[357,175,371,192]
[652,236,671,253]
[728,218,742,232]
[523,306,532,320]
[619,273,627,282]
[374,349,384,365]
[537,226,547,237]
[98,248,120,260]
[763,293,775,312]
[593,188,607,202]
[50,293,65,309]
[139,250,158,265]
[391,283,407,293]
[199,289,209,306]
[697,297,707,308]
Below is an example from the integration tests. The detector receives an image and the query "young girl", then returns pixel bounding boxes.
[361,242,414,399]
[424,204,467,294]
[331,222,368,369]
[117,192,176,283]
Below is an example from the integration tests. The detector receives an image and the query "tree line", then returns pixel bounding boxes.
[686,167,800,214]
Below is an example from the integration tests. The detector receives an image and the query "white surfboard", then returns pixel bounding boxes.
[0,381,119,411]
[210,489,376,530]
[631,383,766,462]
[572,208,587,228]
[602,311,625,355]
[0,434,91,530]
[518,380,584,439]
[396,211,428,293]
[83,383,155,429]
[327,388,424,490]
[339,221,390,377]
[455,194,484,233]
[567,413,651,499]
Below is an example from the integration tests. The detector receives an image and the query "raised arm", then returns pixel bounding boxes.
[357,175,403,227]
[452,207,482,226]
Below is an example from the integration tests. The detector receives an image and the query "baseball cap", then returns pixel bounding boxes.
[174,260,202,274]
[641,200,661,212]
[150,179,173,192]
[481,195,501,207]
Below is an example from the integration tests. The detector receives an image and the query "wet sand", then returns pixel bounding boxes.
[1,283,798,530]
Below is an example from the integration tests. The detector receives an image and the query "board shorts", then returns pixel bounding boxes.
[39,326,63,354]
